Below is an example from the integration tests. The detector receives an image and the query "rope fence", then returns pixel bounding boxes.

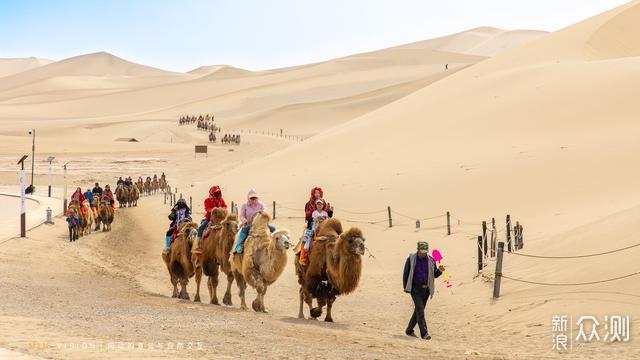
[492,239,640,298]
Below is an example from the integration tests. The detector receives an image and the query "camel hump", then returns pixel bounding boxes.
[317,218,343,237]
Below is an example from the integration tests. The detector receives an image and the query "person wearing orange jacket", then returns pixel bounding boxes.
[192,185,228,254]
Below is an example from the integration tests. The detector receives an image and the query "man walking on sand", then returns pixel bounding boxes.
[403,241,444,340]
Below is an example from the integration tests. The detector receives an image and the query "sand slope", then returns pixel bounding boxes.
[0,57,53,78]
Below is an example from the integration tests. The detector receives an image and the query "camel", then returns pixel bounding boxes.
[192,208,239,304]
[231,212,291,312]
[98,199,113,231]
[162,222,198,299]
[295,218,365,322]
[115,185,129,208]
[151,179,159,194]
[93,195,102,231]
[159,178,167,193]
[128,185,139,207]
[82,199,94,236]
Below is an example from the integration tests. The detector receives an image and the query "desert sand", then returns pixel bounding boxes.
[0,2,639,359]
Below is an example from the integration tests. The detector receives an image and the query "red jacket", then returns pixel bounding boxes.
[71,189,85,204]
[204,185,227,220]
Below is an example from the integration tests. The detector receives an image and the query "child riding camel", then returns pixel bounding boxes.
[304,186,333,225]
[193,185,228,254]
[299,198,330,265]
[233,189,275,254]
[164,198,192,254]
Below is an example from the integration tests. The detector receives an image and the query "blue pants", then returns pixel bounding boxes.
[197,219,209,237]
[235,224,276,253]
[302,229,314,251]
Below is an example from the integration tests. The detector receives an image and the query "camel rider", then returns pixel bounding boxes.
[69,187,87,217]
[84,188,94,206]
[234,189,276,254]
[164,198,192,254]
[103,185,116,211]
[137,176,143,185]
[161,172,166,181]
[153,174,158,182]
[146,176,151,183]
[117,177,124,186]
[304,186,333,226]
[299,198,329,265]
[193,185,228,254]
[92,182,103,196]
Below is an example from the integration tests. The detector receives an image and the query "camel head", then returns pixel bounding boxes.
[222,213,239,235]
[82,199,90,207]
[210,207,228,224]
[179,222,198,245]
[251,211,272,229]
[340,227,365,256]
[272,229,291,251]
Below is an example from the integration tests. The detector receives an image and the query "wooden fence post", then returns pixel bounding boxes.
[189,196,192,210]
[231,201,235,214]
[477,236,483,273]
[273,201,276,220]
[491,217,497,257]
[493,242,504,298]
[519,224,524,249]
[506,214,512,253]
[416,220,420,230]
[164,192,166,205]
[387,206,392,228]
[482,221,488,257]
[446,211,451,235]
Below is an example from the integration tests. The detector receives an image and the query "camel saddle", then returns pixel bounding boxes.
[202,224,222,239]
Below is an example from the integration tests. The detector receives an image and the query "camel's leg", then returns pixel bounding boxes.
[179,279,190,300]
[260,286,268,313]
[248,270,266,313]
[222,272,234,306]
[325,294,336,322]
[311,296,326,319]
[210,265,220,305]
[234,271,247,310]
[298,288,305,319]
[207,276,214,305]
[193,265,202,302]
[170,273,178,298]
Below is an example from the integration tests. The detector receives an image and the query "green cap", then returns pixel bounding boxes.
[417,241,429,251]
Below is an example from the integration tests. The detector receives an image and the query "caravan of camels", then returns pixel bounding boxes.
[162,186,365,322]
[65,174,170,242]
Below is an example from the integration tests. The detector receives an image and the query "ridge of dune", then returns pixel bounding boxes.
[396,26,548,56]
[189,65,254,79]
[0,56,53,78]
[0,51,185,94]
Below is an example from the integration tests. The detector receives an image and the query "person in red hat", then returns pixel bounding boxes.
[193,185,227,253]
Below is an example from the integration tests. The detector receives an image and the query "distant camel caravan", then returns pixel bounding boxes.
[161,206,365,322]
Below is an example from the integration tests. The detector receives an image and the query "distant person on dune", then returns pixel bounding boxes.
[403,241,444,340]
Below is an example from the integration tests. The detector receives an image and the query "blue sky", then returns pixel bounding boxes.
[0,0,630,72]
